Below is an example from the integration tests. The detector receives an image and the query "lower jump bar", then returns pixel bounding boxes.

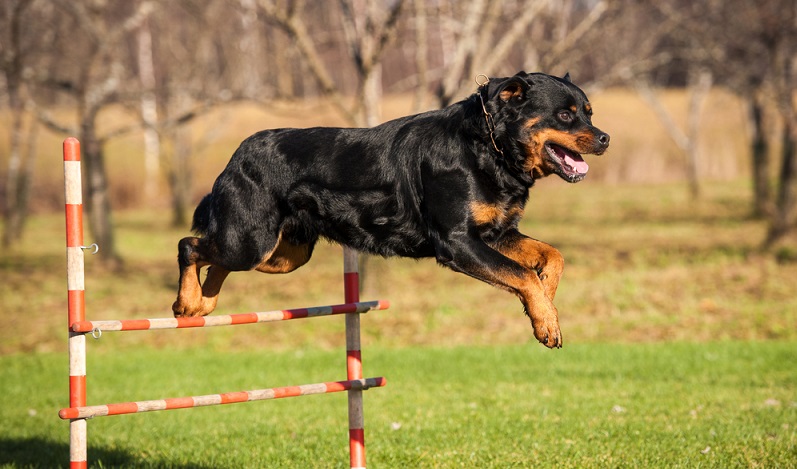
[70,300,390,333]
[59,377,386,420]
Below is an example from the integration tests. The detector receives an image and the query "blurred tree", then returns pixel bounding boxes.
[3,0,795,253]
[758,2,797,247]
[434,0,608,106]
[339,0,405,126]
[633,66,712,200]
[0,0,43,248]
[259,0,405,126]
[29,1,158,268]
[598,1,712,198]
[137,12,160,204]
[689,0,797,244]
[688,0,780,218]
[436,0,546,106]
[410,0,428,112]
[146,0,244,227]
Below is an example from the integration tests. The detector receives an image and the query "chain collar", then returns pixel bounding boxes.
[475,75,504,157]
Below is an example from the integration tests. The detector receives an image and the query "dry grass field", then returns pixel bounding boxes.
[0,88,795,354]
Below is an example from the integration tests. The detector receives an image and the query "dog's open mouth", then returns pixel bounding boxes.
[545,143,589,183]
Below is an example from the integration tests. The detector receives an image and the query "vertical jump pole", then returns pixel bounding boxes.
[63,137,88,469]
[343,247,366,468]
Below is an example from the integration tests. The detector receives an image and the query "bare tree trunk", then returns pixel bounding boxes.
[764,17,797,248]
[260,0,360,125]
[239,0,262,99]
[411,0,428,112]
[2,112,38,249]
[685,69,712,198]
[749,92,771,218]
[339,0,404,126]
[2,79,25,247]
[137,17,160,203]
[166,92,194,227]
[270,28,295,98]
[16,120,39,238]
[168,126,193,227]
[2,0,31,248]
[435,0,564,107]
[437,0,487,106]
[634,69,711,198]
[766,118,797,245]
[80,112,122,268]
[362,63,382,127]
[261,0,402,126]
[42,0,156,267]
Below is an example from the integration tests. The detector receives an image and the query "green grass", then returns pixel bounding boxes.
[1,342,794,468]
[2,164,797,466]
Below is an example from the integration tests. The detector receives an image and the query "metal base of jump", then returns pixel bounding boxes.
[60,138,387,469]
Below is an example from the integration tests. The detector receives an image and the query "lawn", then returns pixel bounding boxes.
[1,342,794,468]
[1,178,797,466]
[1,88,797,466]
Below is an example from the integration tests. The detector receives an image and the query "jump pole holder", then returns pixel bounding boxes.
[60,137,388,469]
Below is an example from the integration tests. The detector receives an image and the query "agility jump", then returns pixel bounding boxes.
[59,137,388,469]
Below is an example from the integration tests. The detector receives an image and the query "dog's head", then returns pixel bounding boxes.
[479,71,609,184]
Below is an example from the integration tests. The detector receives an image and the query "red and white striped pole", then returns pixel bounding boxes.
[68,300,389,333]
[59,377,386,420]
[63,137,87,469]
[344,247,367,468]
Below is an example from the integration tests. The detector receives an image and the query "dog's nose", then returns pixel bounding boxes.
[598,132,610,147]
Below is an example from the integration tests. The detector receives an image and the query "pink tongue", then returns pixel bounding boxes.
[564,153,589,174]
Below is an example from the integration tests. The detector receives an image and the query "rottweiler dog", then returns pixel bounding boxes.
[172,71,609,348]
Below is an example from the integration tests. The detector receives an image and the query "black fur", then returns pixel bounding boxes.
[174,71,609,348]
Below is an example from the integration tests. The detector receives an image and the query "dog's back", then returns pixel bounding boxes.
[196,103,479,262]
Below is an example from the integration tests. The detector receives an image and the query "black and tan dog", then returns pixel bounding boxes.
[172,72,609,348]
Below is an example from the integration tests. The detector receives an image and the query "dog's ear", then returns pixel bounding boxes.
[562,72,571,82]
[497,77,529,103]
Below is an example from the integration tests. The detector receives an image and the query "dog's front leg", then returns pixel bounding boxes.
[490,230,565,302]
[434,235,562,348]
[489,230,565,347]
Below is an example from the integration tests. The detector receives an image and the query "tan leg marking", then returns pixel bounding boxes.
[493,235,564,301]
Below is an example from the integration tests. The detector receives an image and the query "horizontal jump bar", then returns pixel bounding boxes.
[71,300,390,333]
[59,376,386,420]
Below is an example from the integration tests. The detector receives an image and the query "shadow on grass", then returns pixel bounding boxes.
[0,437,214,469]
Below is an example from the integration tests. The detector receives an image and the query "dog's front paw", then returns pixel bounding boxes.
[528,303,562,349]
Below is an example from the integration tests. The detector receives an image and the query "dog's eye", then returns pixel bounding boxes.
[558,111,573,122]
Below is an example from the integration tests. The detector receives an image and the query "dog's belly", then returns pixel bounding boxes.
[288,183,433,258]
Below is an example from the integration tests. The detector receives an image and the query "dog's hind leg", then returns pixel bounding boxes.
[255,231,315,274]
[172,237,231,318]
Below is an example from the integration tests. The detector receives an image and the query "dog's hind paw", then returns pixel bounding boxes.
[172,299,209,318]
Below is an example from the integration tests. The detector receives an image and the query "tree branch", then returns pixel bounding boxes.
[27,100,77,136]
[259,0,360,125]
